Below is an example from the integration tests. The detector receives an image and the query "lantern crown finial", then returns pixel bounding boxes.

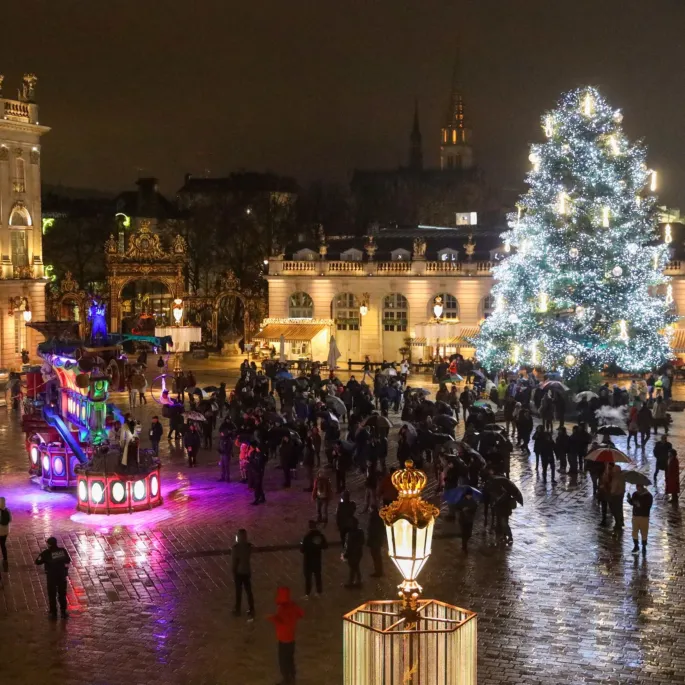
[391,460,428,498]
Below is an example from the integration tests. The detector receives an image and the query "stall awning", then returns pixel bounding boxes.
[671,328,685,352]
[254,323,329,342]
[410,326,480,347]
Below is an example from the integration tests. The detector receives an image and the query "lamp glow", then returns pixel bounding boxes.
[379,461,439,624]
[433,296,443,320]
[602,206,610,227]
[23,307,32,323]
[665,223,672,244]
[650,170,658,192]
[172,298,183,325]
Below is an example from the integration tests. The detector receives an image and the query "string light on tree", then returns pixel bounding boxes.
[565,354,576,367]
[602,206,610,228]
[665,224,672,244]
[650,170,658,192]
[474,86,674,373]
[529,152,541,172]
[619,320,629,342]
[666,284,674,306]
[538,292,549,312]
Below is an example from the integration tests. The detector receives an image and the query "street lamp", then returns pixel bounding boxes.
[433,296,443,320]
[359,292,370,317]
[172,298,183,325]
[23,306,32,323]
[380,460,439,625]
[344,459,478,685]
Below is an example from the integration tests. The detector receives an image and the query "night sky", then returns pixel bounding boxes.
[3,1,685,206]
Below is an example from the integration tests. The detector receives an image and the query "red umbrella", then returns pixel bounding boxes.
[585,447,632,464]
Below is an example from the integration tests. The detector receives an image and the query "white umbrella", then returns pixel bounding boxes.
[381,367,398,377]
[279,334,286,363]
[575,391,599,402]
[327,335,341,370]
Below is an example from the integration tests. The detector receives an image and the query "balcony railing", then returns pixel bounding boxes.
[376,261,411,273]
[268,257,495,276]
[281,261,317,272]
[426,261,463,273]
[327,261,364,273]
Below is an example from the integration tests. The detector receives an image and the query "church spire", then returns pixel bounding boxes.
[409,99,423,171]
[440,45,474,171]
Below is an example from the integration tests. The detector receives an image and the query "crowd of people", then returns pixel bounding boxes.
[4,354,682,684]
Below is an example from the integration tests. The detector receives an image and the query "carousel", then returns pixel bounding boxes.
[22,297,170,515]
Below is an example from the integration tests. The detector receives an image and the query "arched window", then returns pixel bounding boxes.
[11,230,28,266]
[480,294,496,319]
[431,293,459,320]
[333,292,359,331]
[289,291,313,319]
[9,203,32,227]
[383,294,408,332]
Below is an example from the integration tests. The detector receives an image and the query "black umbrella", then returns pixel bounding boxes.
[597,425,627,436]
[491,476,524,505]
[203,385,219,393]
[365,414,393,429]
[428,432,458,446]
[483,423,507,434]
[434,414,458,430]
[435,401,454,416]
[265,412,285,425]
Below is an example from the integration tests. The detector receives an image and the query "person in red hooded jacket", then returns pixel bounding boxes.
[268,586,304,685]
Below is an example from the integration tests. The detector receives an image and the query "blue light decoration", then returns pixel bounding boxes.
[475,87,676,374]
[88,296,108,343]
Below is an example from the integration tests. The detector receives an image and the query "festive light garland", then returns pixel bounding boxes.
[475,87,675,374]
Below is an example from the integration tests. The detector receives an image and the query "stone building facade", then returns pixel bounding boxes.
[0,74,49,368]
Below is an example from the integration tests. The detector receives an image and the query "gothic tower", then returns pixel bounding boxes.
[440,50,473,171]
[408,99,423,171]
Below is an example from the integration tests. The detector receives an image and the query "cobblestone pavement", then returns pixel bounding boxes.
[1,368,685,684]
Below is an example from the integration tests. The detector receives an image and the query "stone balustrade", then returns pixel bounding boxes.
[268,257,494,276]
[665,260,683,274]
[2,99,37,124]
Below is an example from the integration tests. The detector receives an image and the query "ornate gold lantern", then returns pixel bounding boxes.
[344,461,477,684]
[380,460,440,624]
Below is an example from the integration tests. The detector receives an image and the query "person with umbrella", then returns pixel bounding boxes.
[666,449,680,506]
[626,482,653,555]
[184,423,201,467]
[653,434,672,487]
[516,407,533,455]
[494,490,516,545]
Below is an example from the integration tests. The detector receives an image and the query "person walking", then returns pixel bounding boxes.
[366,506,386,577]
[183,423,201,467]
[35,537,71,619]
[336,490,357,545]
[609,464,626,532]
[627,405,639,449]
[300,521,328,598]
[598,463,614,524]
[267,586,304,685]
[250,446,268,505]
[231,529,255,619]
[627,484,653,555]
[653,434,672,487]
[312,470,332,525]
[637,403,652,448]
[218,419,234,482]
[652,396,669,435]
[279,435,295,489]
[456,489,478,552]
[361,461,379,512]
[0,497,11,570]
[148,416,163,457]
[540,431,557,484]
[666,449,680,506]
[343,517,365,588]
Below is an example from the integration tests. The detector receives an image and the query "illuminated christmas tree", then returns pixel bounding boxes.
[475,87,674,374]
